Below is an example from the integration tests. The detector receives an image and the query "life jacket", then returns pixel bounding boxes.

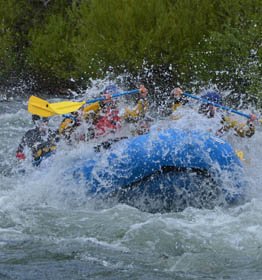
[124,98,149,122]
[95,107,121,136]
[217,115,255,138]
[16,127,58,162]
[59,114,80,137]
[82,102,100,117]
[33,144,57,161]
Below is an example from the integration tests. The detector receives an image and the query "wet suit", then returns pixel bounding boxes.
[16,127,58,165]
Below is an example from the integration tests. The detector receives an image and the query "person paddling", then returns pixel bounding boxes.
[170,87,221,118]
[58,111,82,142]
[58,87,113,142]
[58,84,150,141]
[16,115,58,165]
[123,85,152,135]
[94,84,122,137]
[198,90,222,118]
[216,113,256,138]
[123,85,149,121]
[82,84,151,137]
[170,87,256,138]
[170,87,189,112]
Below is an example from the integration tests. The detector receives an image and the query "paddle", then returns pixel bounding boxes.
[183,92,257,120]
[28,89,140,117]
[28,96,57,117]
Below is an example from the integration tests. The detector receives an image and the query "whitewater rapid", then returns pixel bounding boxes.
[0,90,261,279]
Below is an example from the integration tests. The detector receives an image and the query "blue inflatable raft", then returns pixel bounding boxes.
[72,128,245,212]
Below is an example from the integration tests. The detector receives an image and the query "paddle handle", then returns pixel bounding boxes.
[85,89,140,104]
[183,92,252,119]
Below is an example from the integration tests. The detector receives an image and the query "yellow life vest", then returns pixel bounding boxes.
[82,102,101,121]
[59,118,75,135]
[222,116,239,128]
[172,103,182,112]
[124,99,148,121]
[34,145,57,159]
[82,102,100,114]
[222,116,255,137]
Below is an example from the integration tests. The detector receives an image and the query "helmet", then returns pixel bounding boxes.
[103,84,118,95]
[199,90,221,118]
[32,114,41,123]
[201,90,222,104]
[42,117,49,123]
[32,115,49,125]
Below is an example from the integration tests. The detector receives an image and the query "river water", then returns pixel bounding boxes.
[0,88,262,280]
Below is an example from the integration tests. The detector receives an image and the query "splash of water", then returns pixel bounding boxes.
[0,82,261,279]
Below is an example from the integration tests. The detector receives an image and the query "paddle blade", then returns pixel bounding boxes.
[28,96,56,117]
[49,101,85,115]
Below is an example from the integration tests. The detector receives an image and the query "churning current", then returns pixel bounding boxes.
[0,89,261,280]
